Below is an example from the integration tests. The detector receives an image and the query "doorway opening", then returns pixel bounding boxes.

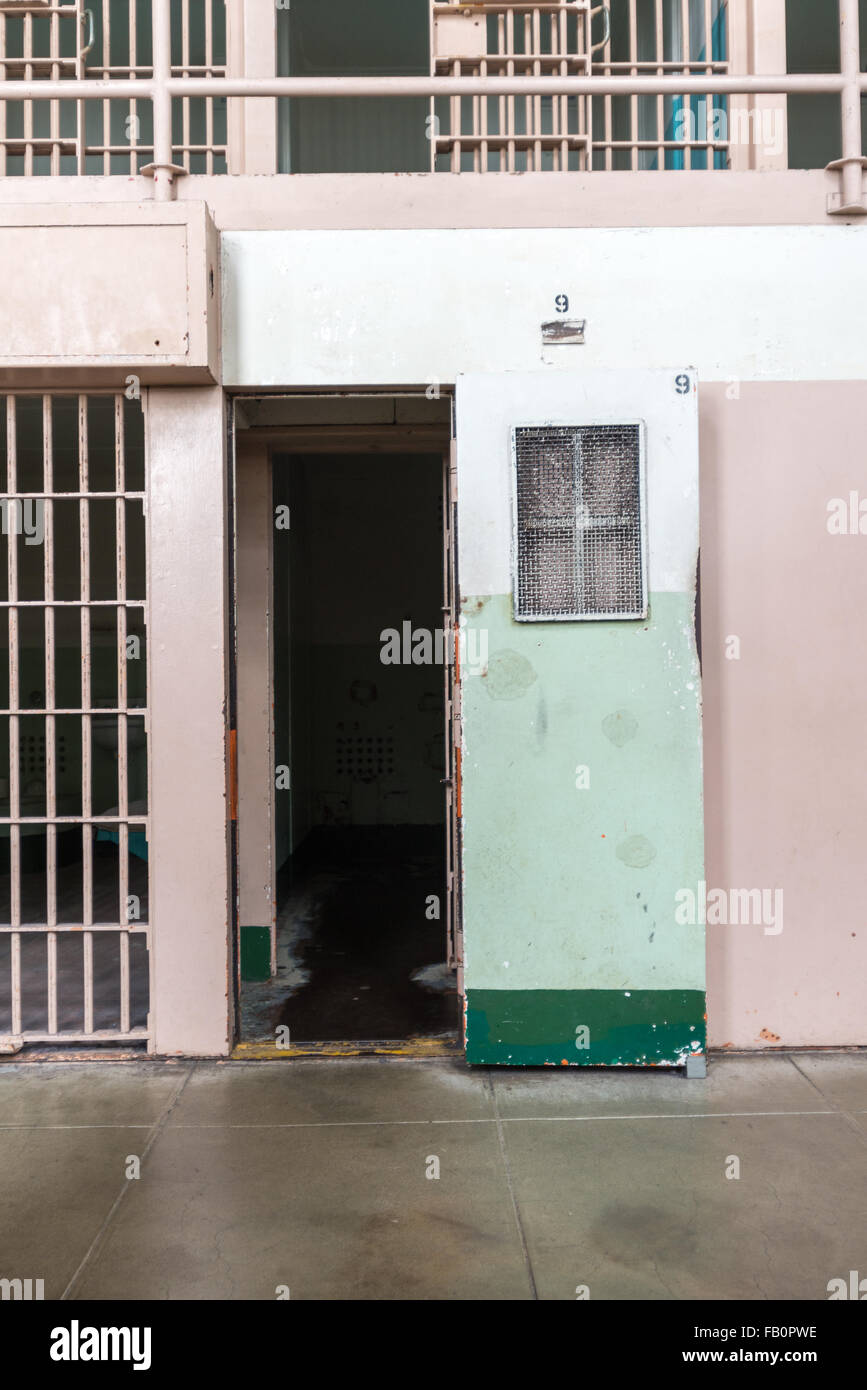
[236,398,460,1049]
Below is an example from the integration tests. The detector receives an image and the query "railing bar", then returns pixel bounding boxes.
[0,74,856,100]
[102,0,111,173]
[182,0,191,172]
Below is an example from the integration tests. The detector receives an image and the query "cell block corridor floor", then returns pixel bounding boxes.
[0,1053,866,1300]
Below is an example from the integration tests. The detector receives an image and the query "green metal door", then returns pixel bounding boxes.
[455,369,706,1070]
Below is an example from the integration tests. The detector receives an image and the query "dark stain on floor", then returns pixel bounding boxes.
[248,825,459,1043]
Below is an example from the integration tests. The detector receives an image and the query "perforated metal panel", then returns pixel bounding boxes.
[512,423,645,621]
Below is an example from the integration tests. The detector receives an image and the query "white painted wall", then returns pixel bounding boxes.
[222,226,867,388]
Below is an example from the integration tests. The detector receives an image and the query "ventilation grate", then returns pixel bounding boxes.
[513,424,645,621]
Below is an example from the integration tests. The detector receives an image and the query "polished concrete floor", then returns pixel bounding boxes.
[0,1052,865,1300]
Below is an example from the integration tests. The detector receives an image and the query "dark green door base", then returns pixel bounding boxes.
[465,988,706,1067]
[240,926,271,982]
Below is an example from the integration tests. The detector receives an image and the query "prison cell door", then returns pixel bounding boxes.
[454,369,706,1069]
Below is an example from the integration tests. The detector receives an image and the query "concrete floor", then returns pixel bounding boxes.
[1,1052,865,1301]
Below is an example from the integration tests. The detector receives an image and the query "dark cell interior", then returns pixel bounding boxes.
[240,452,458,1044]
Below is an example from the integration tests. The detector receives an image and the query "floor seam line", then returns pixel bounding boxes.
[787,1056,867,1151]
[59,1063,197,1302]
[485,1073,538,1301]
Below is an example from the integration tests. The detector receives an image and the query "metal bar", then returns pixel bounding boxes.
[0,10,7,179]
[116,396,129,939]
[181,0,190,173]
[49,0,59,176]
[629,0,638,169]
[0,923,148,934]
[129,0,138,174]
[120,926,130,1032]
[79,396,92,935]
[835,0,866,213]
[44,396,56,934]
[656,0,664,169]
[83,927,93,1032]
[681,0,691,171]
[0,73,856,101]
[6,1029,147,1042]
[101,0,110,174]
[0,816,153,824]
[23,7,33,177]
[8,397,19,933]
[46,928,57,1034]
[204,0,214,175]
[151,0,175,198]
[10,930,21,1034]
[506,9,515,171]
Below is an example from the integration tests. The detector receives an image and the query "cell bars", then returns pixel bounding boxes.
[0,393,150,1045]
[0,0,227,177]
[432,0,601,173]
[431,0,729,173]
[593,0,729,171]
[512,424,646,621]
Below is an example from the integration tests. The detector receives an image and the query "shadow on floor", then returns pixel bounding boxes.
[241,825,459,1043]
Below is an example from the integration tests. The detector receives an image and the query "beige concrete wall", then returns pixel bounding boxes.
[148,387,234,1055]
[700,381,867,1048]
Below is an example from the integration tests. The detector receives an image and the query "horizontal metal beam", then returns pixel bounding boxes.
[0,73,865,101]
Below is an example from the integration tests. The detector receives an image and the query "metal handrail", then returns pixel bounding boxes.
[0,0,862,209]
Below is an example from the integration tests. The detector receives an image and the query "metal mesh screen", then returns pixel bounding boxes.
[513,424,644,620]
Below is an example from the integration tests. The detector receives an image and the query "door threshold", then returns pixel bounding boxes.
[231,1036,462,1060]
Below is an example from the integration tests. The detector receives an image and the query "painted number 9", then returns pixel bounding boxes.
[675,373,691,395]
[555,294,569,313]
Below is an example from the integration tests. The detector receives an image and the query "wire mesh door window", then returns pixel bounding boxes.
[513,424,645,620]
[0,393,150,1043]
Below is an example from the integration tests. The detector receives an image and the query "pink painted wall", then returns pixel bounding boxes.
[700,381,867,1047]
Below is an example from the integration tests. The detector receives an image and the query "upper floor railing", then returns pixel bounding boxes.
[0,0,864,213]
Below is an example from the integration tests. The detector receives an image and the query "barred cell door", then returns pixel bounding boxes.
[454,369,706,1069]
[0,392,150,1051]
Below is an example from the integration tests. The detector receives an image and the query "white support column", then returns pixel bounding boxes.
[147,387,234,1056]
[225,0,278,175]
[728,0,788,172]
[236,437,277,975]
